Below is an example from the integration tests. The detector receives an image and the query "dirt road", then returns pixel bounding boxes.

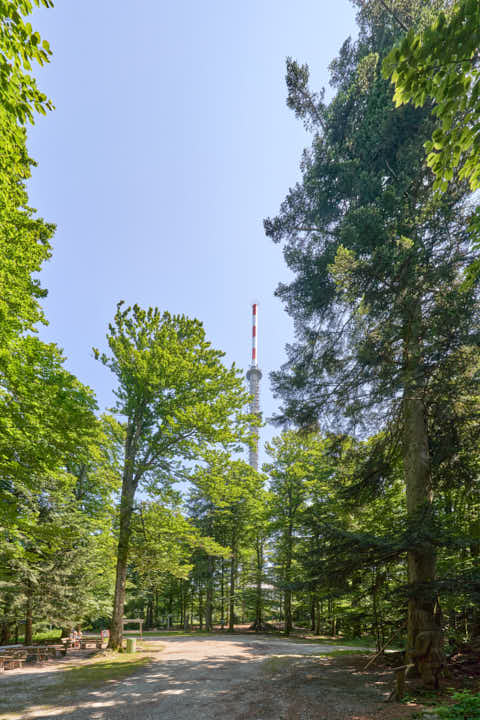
[1,634,402,720]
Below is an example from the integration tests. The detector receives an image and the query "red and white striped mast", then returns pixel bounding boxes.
[246,302,262,470]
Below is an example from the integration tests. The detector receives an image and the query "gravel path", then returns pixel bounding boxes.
[0,634,397,720]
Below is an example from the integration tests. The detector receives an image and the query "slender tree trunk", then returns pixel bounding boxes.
[403,310,443,685]
[372,569,381,652]
[1,596,11,645]
[24,583,33,646]
[146,595,153,629]
[205,556,214,632]
[220,558,225,630]
[228,540,237,632]
[315,598,321,636]
[154,588,159,627]
[180,582,184,627]
[254,534,264,631]
[198,582,204,631]
[190,584,195,628]
[0,620,10,645]
[109,439,138,650]
[470,522,480,637]
[284,522,293,635]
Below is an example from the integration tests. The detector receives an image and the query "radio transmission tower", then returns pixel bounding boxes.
[246,303,262,470]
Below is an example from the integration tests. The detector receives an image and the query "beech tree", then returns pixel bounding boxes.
[265,0,480,683]
[383,0,480,194]
[264,432,312,635]
[95,303,253,649]
[382,0,480,282]
[188,451,264,631]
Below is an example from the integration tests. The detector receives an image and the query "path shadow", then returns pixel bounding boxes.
[0,637,393,720]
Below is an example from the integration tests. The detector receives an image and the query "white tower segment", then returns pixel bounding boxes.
[246,303,262,470]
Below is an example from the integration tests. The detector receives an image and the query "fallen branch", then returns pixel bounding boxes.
[363,623,406,671]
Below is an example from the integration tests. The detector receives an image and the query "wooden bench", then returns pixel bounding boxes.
[80,637,105,650]
[47,644,65,658]
[28,647,49,663]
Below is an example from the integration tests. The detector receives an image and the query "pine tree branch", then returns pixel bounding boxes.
[377,0,409,31]
[358,0,409,32]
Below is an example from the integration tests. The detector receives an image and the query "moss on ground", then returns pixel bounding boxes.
[261,655,298,674]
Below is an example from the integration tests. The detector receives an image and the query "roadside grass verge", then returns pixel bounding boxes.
[124,630,200,638]
[262,648,370,676]
[274,634,378,648]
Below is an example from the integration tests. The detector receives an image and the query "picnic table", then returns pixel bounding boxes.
[0,648,27,672]
[61,636,105,651]
[0,644,60,671]
[79,636,106,650]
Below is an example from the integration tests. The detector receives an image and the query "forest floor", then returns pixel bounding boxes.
[0,633,459,720]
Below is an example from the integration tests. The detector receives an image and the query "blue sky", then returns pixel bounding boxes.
[28,1,358,463]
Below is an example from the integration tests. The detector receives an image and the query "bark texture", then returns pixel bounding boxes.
[228,540,236,632]
[109,427,139,650]
[403,312,444,686]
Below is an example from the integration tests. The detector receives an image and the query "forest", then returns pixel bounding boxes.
[1,0,479,716]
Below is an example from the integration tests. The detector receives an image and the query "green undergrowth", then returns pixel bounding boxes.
[410,689,480,719]
[9,629,63,645]
[434,690,480,719]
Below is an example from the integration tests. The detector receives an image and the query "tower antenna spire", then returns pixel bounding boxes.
[246,302,262,470]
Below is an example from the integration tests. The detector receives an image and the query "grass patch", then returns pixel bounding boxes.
[124,630,199,638]
[0,653,152,719]
[136,640,165,652]
[58,655,151,691]
[271,634,377,648]
[317,649,370,657]
[262,655,298,674]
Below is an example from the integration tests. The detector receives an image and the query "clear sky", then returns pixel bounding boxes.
[27,0,358,464]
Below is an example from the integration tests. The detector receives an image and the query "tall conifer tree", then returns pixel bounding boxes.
[265,0,480,683]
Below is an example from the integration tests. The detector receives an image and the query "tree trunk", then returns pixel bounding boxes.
[0,620,10,645]
[315,598,321,636]
[205,556,214,632]
[199,583,204,631]
[253,534,264,631]
[146,596,154,629]
[109,445,138,650]
[220,558,225,630]
[403,313,443,686]
[24,583,33,646]
[1,596,12,645]
[228,542,236,632]
[372,569,381,652]
[284,523,293,635]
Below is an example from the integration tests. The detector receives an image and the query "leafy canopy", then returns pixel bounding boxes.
[383,0,480,192]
